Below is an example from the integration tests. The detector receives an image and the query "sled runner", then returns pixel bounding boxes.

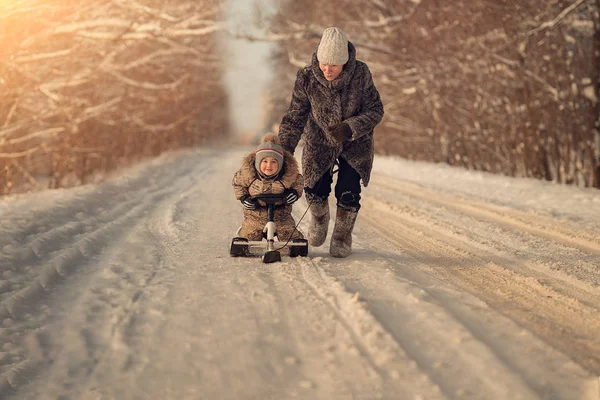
[230,193,309,263]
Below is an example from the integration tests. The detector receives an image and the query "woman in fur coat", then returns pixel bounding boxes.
[277,27,384,258]
[232,133,305,242]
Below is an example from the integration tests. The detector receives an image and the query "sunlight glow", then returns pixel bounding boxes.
[0,0,16,8]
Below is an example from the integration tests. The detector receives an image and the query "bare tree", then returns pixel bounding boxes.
[0,0,229,195]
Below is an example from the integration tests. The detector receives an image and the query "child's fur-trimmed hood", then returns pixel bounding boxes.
[237,133,300,189]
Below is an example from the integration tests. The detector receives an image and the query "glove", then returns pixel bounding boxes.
[327,122,352,143]
[283,189,298,205]
[240,195,258,210]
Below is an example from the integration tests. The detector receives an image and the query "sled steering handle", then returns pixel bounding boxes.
[250,193,286,206]
[250,193,286,222]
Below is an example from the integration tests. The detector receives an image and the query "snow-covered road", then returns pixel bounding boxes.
[1,147,599,399]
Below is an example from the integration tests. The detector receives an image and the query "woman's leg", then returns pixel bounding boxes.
[303,169,334,247]
[334,157,361,211]
[304,168,333,200]
[330,157,361,257]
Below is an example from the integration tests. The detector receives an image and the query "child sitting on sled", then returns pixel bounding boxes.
[232,133,305,241]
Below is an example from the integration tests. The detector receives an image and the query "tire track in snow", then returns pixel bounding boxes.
[0,152,213,397]
[316,257,552,400]
[294,256,446,399]
[0,152,207,316]
[225,257,401,398]
[0,174,190,320]
[223,265,315,399]
[365,185,600,308]
[373,173,600,257]
[55,154,220,399]
[1,151,196,247]
[0,194,173,398]
[320,246,597,400]
[360,199,600,375]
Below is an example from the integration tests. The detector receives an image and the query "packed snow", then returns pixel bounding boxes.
[0,146,599,400]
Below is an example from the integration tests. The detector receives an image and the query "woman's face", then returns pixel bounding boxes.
[260,157,279,176]
[319,63,343,81]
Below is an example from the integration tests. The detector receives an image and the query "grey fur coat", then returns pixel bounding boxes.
[232,150,304,241]
[278,42,384,188]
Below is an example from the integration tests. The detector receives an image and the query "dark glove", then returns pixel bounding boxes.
[283,189,299,205]
[327,122,352,143]
[240,195,258,210]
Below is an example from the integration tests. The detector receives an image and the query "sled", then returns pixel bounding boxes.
[230,193,309,263]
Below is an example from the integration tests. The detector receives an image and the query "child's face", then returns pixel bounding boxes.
[260,157,279,176]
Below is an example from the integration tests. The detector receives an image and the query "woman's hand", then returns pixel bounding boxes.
[327,122,352,142]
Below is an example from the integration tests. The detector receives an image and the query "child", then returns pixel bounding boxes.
[232,133,305,242]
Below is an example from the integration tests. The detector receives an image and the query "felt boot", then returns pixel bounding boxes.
[307,197,329,247]
[329,207,358,258]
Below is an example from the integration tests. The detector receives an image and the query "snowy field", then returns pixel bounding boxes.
[0,146,599,400]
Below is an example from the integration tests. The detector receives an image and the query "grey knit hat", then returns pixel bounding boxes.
[255,133,284,177]
[317,27,349,65]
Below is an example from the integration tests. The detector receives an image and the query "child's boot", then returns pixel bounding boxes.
[329,207,358,258]
[307,194,329,247]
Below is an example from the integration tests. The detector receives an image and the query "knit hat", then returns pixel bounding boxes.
[317,27,349,65]
[255,133,284,177]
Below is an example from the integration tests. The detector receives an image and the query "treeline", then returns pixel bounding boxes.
[264,0,600,188]
[0,0,229,195]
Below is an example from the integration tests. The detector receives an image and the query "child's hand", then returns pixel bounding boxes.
[283,189,299,204]
[240,195,258,210]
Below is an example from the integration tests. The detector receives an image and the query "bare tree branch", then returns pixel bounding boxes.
[11,159,43,189]
[53,19,223,40]
[527,0,586,35]
[74,97,123,124]
[235,29,395,55]
[14,49,75,63]
[110,0,179,22]
[0,147,42,159]
[103,70,190,90]
[4,128,65,146]
[132,113,194,132]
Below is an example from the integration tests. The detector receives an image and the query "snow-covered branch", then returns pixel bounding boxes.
[235,29,394,55]
[103,70,190,90]
[0,147,42,159]
[526,0,586,35]
[110,0,180,22]
[3,127,65,146]
[286,50,306,68]
[53,20,222,40]
[363,15,404,28]
[132,113,194,132]
[14,49,74,63]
